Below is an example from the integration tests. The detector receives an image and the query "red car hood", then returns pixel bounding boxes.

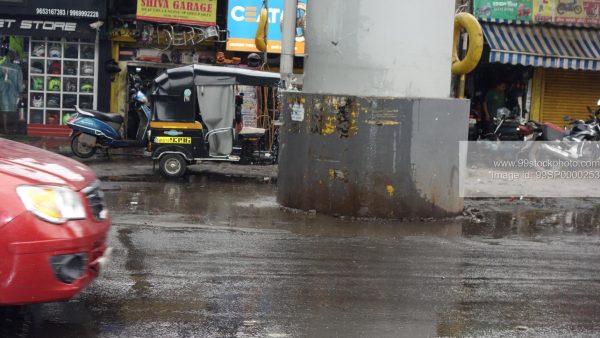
[0,138,96,191]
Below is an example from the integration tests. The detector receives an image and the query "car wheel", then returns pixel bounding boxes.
[159,154,187,178]
[71,134,97,158]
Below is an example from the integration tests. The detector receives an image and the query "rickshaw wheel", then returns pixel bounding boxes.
[159,154,187,178]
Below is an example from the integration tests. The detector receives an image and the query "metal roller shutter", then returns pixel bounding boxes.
[540,69,600,127]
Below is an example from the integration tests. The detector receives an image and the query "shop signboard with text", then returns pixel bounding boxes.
[136,0,217,26]
[226,0,307,54]
[533,0,600,26]
[474,0,534,22]
[0,0,107,18]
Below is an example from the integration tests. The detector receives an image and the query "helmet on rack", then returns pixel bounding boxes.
[30,61,44,74]
[62,112,72,125]
[32,95,44,108]
[47,78,61,91]
[49,45,61,58]
[81,64,94,76]
[171,50,182,64]
[64,65,77,75]
[49,61,61,75]
[247,53,261,67]
[65,79,77,92]
[80,83,94,93]
[63,96,76,108]
[82,46,94,59]
[80,101,92,109]
[64,45,78,58]
[33,44,45,57]
[31,77,44,91]
[47,96,60,108]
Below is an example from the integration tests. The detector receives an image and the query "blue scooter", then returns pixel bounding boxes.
[67,89,152,158]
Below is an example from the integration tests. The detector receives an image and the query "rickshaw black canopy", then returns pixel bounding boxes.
[154,64,280,89]
[152,65,280,122]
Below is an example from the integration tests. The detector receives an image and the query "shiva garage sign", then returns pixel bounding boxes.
[474,0,534,22]
[136,0,217,26]
[226,0,307,54]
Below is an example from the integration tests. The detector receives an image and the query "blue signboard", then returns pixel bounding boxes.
[226,0,307,54]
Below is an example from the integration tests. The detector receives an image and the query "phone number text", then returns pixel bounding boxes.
[36,8,99,18]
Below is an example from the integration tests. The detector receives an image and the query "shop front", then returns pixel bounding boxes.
[471,0,600,127]
[0,0,108,136]
[109,0,222,138]
[480,22,600,126]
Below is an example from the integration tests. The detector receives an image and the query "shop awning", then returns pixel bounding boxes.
[482,23,600,71]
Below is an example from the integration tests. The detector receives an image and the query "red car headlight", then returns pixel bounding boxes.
[16,185,86,224]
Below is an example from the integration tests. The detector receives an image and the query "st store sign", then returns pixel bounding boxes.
[0,17,97,38]
[0,19,77,31]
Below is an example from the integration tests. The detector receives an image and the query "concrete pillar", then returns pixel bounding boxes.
[277,0,469,218]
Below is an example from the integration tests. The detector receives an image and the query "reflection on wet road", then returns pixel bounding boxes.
[3,177,600,337]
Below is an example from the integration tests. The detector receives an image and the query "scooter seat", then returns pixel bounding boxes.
[82,109,124,124]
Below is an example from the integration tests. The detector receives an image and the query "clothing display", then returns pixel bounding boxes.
[0,56,23,112]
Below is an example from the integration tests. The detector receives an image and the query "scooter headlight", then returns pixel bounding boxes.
[16,185,86,224]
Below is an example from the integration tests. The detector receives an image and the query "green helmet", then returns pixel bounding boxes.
[32,77,44,91]
[81,83,93,93]
[63,112,72,125]
[47,78,61,91]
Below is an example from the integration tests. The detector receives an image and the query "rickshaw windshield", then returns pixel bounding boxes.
[152,67,196,122]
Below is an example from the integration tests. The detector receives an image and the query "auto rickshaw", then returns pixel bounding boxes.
[148,64,280,177]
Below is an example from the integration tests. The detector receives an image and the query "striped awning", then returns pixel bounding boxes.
[482,23,600,71]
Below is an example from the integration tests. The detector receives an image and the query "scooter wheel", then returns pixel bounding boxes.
[71,134,97,158]
[159,154,187,178]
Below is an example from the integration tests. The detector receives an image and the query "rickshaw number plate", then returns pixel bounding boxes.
[154,136,192,144]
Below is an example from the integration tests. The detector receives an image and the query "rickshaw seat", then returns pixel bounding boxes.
[239,127,266,135]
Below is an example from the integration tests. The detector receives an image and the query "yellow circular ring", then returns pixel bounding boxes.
[452,13,484,75]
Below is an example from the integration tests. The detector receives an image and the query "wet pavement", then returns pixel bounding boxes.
[2,138,600,337]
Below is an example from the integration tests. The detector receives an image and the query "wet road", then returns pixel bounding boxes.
[3,176,600,337]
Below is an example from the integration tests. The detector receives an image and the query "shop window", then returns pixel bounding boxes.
[26,38,98,125]
[30,110,43,124]
[46,111,60,125]
[63,94,77,109]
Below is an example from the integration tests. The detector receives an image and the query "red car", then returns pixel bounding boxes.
[0,138,111,305]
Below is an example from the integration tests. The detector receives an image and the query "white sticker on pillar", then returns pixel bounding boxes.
[291,102,305,122]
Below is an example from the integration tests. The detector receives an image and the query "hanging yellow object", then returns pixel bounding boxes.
[255,7,268,52]
[451,13,483,75]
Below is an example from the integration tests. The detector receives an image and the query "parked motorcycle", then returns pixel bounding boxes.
[66,77,151,158]
[527,100,600,169]
[478,107,524,141]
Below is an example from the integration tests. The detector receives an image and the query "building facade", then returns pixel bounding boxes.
[470,0,600,126]
[0,0,111,136]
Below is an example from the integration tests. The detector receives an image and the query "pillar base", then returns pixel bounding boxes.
[277,93,469,219]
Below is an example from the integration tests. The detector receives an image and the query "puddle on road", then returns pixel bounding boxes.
[463,199,600,238]
[101,178,600,239]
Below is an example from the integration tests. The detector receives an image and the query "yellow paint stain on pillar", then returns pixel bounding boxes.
[322,116,336,135]
[328,169,336,179]
[386,185,395,197]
